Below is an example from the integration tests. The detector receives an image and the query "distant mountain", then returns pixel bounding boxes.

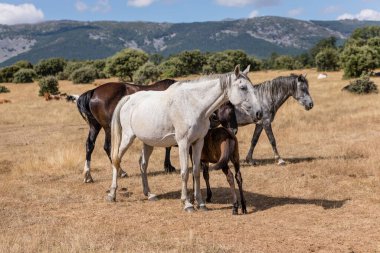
[0,17,379,67]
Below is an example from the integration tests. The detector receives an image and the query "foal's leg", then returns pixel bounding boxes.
[139,144,157,201]
[83,120,101,183]
[232,161,247,214]
[245,124,263,165]
[221,165,239,215]
[104,127,128,178]
[263,124,285,165]
[191,139,207,211]
[178,140,193,212]
[107,133,135,202]
[163,147,176,173]
[202,162,212,203]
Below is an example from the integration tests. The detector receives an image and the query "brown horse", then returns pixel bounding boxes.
[70,79,177,183]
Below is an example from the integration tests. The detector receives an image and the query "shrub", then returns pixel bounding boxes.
[274,55,297,70]
[35,58,67,77]
[159,57,186,78]
[133,62,162,85]
[342,74,378,94]
[340,45,380,78]
[38,76,59,96]
[12,69,37,83]
[62,61,86,80]
[205,50,251,73]
[315,48,340,71]
[106,49,149,81]
[70,66,98,84]
[0,85,10,93]
[0,66,20,83]
[13,60,33,69]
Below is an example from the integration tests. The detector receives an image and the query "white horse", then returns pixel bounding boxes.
[108,65,262,212]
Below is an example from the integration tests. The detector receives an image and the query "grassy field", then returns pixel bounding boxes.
[0,70,379,252]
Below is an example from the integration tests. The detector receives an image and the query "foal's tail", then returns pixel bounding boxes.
[111,95,130,163]
[209,139,235,171]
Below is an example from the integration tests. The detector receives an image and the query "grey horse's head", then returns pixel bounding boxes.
[293,74,314,111]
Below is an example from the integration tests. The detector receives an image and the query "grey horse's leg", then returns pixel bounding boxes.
[164,147,176,173]
[139,144,157,201]
[202,162,212,202]
[263,124,285,165]
[191,138,207,211]
[245,124,263,165]
[178,140,194,212]
[104,127,128,178]
[83,120,101,183]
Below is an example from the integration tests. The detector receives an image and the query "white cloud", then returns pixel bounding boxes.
[92,0,111,12]
[249,10,259,18]
[337,9,380,20]
[127,0,155,7]
[215,0,280,8]
[0,3,44,25]
[75,1,88,12]
[323,5,340,14]
[288,7,303,17]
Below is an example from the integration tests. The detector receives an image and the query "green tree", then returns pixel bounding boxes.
[315,48,340,71]
[38,76,59,96]
[274,55,296,70]
[13,60,33,69]
[13,69,37,83]
[133,62,162,84]
[204,50,251,73]
[106,48,148,81]
[159,57,186,78]
[0,66,20,82]
[340,45,380,78]
[35,58,67,77]
[70,66,98,84]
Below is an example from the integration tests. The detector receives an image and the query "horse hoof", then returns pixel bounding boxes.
[184,206,196,213]
[84,176,94,183]
[164,165,176,173]
[106,195,116,202]
[206,198,212,203]
[277,159,286,166]
[198,205,208,211]
[246,158,257,166]
[119,171,128,178]
[148,194,158,201]
[232,209,238,215]
[242,208,248,214]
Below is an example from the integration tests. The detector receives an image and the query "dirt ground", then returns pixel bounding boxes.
[0,70,379,253]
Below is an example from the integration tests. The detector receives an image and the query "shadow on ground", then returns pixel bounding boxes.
[158,187,348,212]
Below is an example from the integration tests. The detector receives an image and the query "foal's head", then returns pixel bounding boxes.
[292,74,314,111]
[227,65,262,122]
[210,101,238,134]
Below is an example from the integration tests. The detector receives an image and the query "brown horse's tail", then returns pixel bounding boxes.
[110,95,130,163]
[209,139,234,171]
[75,89,95,124]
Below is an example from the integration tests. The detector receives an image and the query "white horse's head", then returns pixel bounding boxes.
[227,65,262,122]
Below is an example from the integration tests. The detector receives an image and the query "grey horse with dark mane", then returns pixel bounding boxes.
[234,74,314,165]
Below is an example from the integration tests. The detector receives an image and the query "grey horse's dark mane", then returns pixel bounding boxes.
[254,74,301,100]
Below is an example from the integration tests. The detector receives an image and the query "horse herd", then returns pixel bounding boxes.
[68,65,314,214]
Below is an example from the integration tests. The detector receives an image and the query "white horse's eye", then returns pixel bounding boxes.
[239,85,247,91]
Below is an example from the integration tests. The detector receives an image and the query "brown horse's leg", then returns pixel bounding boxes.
[164,147,176,173]
[83,120,101,183]
[104,127,128,178]
[233,161,247,214]
[202,162,212,202]
[221,165,238,215]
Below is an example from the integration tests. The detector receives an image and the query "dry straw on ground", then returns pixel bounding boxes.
[0,71,379,252]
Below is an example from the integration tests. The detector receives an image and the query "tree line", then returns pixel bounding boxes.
[0,26,379,85]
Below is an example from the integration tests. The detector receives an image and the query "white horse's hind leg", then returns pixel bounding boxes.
[107,133,135,202]
[191,139,207,211]
[139,144,157,201]
[178,140,193,212]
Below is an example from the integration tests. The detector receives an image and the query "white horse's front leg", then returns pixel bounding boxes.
[139,144,157,201]
[191,138,207,211]
[178,141,193,212]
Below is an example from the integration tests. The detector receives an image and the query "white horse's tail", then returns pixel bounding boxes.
[111,95,131,163]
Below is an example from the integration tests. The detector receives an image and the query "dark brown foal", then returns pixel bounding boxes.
[201,127,247,215]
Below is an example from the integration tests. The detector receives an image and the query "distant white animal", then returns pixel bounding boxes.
[317,73,328,79]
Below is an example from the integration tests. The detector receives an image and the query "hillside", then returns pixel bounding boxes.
[0,17,379,66]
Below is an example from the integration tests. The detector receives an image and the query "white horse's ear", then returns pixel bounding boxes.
[234,65,240,76]
[243,65,250,75]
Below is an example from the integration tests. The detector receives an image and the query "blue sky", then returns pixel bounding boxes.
[0,0,379,25]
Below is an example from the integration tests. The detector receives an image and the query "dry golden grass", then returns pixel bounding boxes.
[0,70,379,253]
